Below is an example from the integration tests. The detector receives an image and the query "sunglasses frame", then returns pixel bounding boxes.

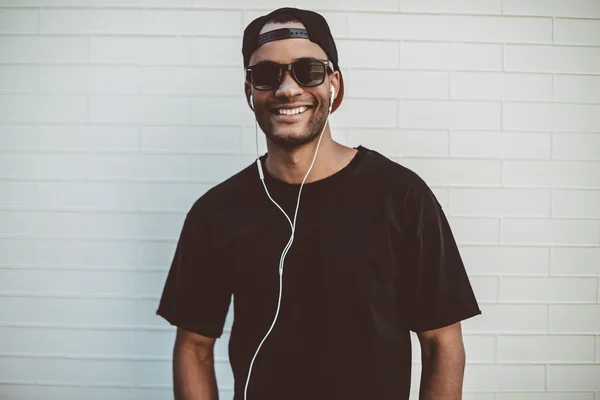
[246,58,335,91]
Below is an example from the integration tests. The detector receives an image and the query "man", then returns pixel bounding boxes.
[157,7,481,400]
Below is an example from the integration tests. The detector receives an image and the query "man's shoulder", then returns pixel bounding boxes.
[361,146,431,192]
[187,159,261,216]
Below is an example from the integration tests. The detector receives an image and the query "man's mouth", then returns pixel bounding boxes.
[275,106,309,116]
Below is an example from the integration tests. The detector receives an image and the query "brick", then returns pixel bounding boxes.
[451,72,552,101]
[498,394,594,400]
[37,182,138,211]
[431,187,449,209]
[503,102,553,131]
[346,69,448,99]
[90,95,190,124]
[463,304,548,332]
[92,0,192,4]
[142,96,189,125]
[500,277,598,303]
[144,10,241,35]
[0,37,87,62]
[0,297,137,324]
[36,239,140,267]
[503,219,599,246]
[0,357,33,381]
[555,18,600,46]
[0,154,85,180]
[0,182,38,208]
[89,66,140,94]
[399,101,502,129]
[89,95,140,124]
[91,37,189,65]
[452,131,551,159]
[138,183,210,211]
[0,94,87,123]
[244,10,348,38]
[450,16,552,43]
[337,40,399,69]
[41,9,142,34]
[0,386,83,400]
[240,125,270,155]
[0,66,37,92]
[552,248,600,276]
[449,188,551,217]
[48,125,138,152]
[461,246,549,276]
[0,8,38,33]
[141,66,241,96]
[196,0,398,11]
[498,334,595,363]
[554,74,600,103]
[503,161,600,188]
[553,189,600,218]
[547,365,600,390]
[0,239,36,265]
[505,45,600,74]
[348,13,449,40]
[39,65,88,93]
[402,42,502,71]
[399,158,502,186]
[141,126,241,154]
[503,0,600,18]
[447,217,500,244]
[401,0,502,14]
[464,365,545,390]
[399,100,501,130]
[470,277,499,302]
[553,103,600,132]
[75,212,183,240]
[551,305,600,333]
[0,269,139,295]
[330,99,398,128]
[346,129,448,157]
[190,96,253,126]
[86,154,190,181]
[554,133,600,160]
[463,335,496,362]
[191,37,240,66]
[139,240,176,269]
[33,358,137,384]
[190,155,255,182]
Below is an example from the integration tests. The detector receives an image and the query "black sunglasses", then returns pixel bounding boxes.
[246,58,334,91]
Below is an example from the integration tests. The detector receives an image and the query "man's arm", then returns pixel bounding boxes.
[416,322,466,400]
[173,327,219,400]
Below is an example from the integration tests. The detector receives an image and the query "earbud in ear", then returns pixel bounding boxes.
[250,95,254,110]
[329,87,335,108]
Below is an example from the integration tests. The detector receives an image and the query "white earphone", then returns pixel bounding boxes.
[250,95,254,110]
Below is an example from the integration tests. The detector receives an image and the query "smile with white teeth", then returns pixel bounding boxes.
[276,106,308,116]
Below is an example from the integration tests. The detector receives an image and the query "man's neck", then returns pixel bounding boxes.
[264,135,356,185]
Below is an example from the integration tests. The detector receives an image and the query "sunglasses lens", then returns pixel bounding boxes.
[293,59,326,87]
[251,62,281,90]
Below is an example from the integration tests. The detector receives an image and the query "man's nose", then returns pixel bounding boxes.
[275,70,303,98]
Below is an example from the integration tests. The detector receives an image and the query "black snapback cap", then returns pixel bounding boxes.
[242,7,344,112]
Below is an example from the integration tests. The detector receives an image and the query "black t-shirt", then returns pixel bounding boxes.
[156,145,481,400]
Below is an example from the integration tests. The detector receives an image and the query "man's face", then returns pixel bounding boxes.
[246,22,339,150]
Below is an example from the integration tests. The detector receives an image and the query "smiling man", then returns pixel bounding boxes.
[156,7,481,400]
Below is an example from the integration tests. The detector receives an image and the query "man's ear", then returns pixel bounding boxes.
[244,81,253,110]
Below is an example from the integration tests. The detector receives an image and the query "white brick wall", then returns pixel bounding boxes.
[0,1,598,399]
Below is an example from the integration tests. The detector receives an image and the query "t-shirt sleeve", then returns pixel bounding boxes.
[156,202,232,338]
[402,179,481,333]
